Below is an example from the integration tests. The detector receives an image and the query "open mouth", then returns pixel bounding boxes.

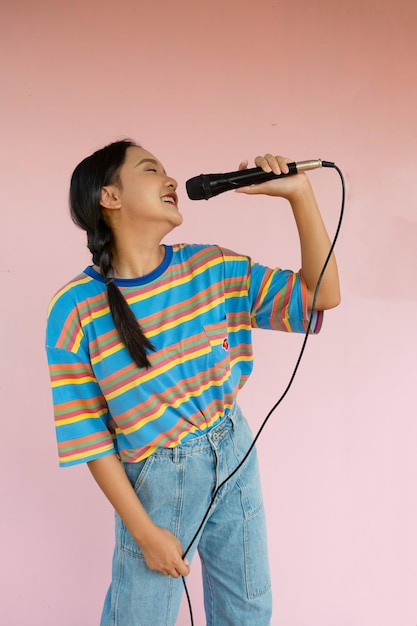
[162,193,178,206]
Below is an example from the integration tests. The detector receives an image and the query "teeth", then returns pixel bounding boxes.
[163,196,175,203]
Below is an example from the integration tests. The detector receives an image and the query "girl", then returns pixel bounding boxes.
[46,140,340,625]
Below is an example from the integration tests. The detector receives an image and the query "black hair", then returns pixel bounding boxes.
[69,139,155,368]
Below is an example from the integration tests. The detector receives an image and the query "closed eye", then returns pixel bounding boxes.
[135,158,167,175]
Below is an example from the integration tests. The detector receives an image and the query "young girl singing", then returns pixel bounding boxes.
[46,139,340,625]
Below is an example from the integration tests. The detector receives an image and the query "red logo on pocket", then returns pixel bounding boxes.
[222,338,229,351]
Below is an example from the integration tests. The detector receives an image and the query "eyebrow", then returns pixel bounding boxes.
[135,158,166,175]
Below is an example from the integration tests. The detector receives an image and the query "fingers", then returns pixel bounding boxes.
[141,525,191,578]
[254,153,291,175]
[238,155,291,175]
[235,152,302,198]
[166,557,190,579]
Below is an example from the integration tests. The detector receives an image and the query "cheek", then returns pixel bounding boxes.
[121,177,161,214]
[124,187,153,210]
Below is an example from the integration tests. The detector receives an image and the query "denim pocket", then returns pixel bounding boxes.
[243,499,271,599]
[118,455,185,560]
[118,458,154,560]
[124,457,152,492]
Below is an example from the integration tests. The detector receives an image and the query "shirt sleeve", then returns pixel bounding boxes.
[248,259,323,334]
[46,290,117,467]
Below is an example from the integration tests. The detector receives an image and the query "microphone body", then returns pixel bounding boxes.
[186,159,332,200]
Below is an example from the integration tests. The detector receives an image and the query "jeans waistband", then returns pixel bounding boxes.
[145,403,239,460]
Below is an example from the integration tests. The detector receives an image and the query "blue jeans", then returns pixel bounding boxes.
[100,403,272,625]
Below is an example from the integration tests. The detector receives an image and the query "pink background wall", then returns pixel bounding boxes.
[2,0,416,624]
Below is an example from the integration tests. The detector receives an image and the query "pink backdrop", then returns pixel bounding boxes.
[2,0,417,624]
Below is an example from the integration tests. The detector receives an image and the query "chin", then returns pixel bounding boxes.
[172,211,184,226]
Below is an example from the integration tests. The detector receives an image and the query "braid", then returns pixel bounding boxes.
[89,219,155,369]
[70,139,155,369]
[87,217,113,268]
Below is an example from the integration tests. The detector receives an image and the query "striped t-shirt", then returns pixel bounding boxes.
[46,243,322,467]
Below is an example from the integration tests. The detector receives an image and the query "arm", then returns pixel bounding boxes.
[236,154,341,311]
[87,453,190,578]
[47,305,189,577]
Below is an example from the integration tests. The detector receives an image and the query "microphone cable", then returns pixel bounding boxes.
[181,162,345,626]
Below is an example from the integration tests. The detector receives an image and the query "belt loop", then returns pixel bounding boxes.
[172,446,180,465]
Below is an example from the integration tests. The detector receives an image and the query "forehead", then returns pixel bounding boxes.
[124,146,161,168]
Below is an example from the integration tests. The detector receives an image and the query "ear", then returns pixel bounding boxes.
[100,185,122,210]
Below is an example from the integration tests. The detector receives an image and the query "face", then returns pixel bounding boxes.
[101,146,183,235]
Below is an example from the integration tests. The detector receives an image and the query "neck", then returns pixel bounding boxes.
[110,243,166,279]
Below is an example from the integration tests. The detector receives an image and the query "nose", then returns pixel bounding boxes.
[164,175,178,191]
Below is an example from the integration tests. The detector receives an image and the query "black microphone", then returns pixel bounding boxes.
[186,159,334,200]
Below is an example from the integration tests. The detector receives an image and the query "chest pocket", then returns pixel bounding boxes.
[203,319,231,373]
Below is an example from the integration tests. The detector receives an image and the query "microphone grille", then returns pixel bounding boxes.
[186,175,206,201]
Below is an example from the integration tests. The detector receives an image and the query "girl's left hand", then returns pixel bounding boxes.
[235,153,310,200]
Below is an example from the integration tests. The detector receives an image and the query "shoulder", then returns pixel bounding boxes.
[46,269,105,346]
[171,243,249,264]
[47,269,100,314]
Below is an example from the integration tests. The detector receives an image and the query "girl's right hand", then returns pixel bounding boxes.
[139,524,190,578]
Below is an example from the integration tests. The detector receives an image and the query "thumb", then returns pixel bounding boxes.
[234,184,260,195]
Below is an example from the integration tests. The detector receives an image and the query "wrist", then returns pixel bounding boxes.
[287,175,314,206]
[131,516,156,546]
